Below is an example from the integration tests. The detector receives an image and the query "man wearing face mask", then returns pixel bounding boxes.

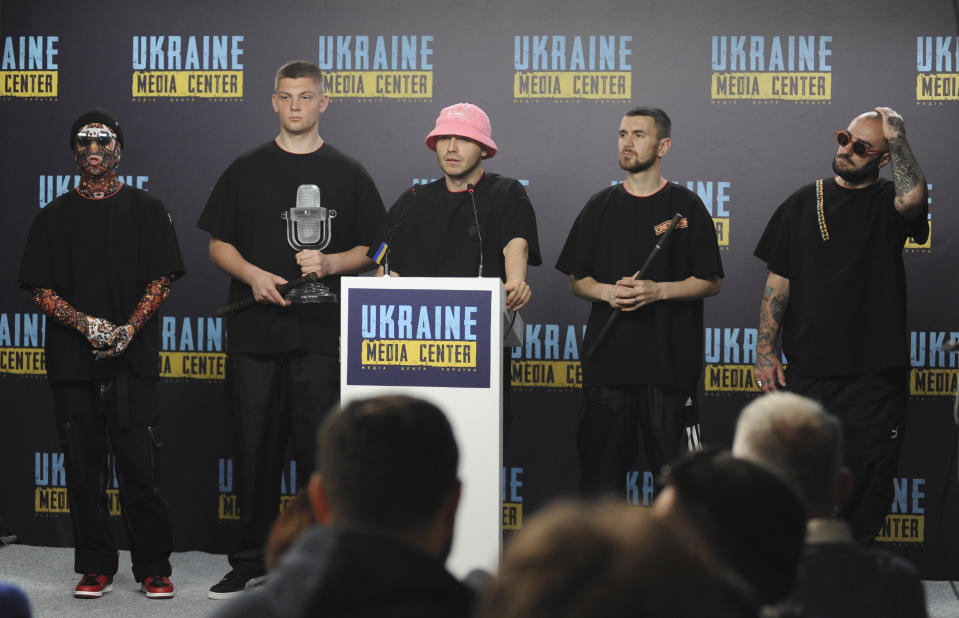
[18,108,184,599]
[753,107,928,543]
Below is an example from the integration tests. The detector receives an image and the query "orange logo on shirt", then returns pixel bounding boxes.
[654,218,688,235]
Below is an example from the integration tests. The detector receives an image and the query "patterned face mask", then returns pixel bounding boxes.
[74,123,121,176]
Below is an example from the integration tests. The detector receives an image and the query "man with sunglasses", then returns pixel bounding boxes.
[753,107,928,543]
[18,108,184,599]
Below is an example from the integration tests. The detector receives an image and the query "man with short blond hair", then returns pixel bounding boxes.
[198,60,385,597]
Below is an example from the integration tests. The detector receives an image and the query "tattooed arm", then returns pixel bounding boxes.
[875,107,928,220]
[755,272,790,393]
[32,288,119,349]
[94,276,172,359]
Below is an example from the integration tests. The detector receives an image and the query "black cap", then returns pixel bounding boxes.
[70,108,124,150]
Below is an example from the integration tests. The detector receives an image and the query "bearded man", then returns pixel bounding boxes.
[556,106,724,498]
[752,107,928,543]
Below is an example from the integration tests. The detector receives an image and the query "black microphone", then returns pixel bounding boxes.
[381,185,416,276]
[466,183,483,277]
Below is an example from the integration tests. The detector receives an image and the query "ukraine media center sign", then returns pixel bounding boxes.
[346,288,492,388]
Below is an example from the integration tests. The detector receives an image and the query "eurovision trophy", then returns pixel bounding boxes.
[282,184,338,303]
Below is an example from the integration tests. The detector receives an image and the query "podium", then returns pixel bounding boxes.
[340,276,505,577]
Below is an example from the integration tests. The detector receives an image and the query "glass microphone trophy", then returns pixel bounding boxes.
[281,184,338,303]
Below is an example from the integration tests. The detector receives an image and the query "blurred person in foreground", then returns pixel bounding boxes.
[733,392,927,618]
[651,448,807,610]
[210,395,473,618]
[477,500,758,618]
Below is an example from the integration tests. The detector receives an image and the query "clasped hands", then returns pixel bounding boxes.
[79,315,135,359]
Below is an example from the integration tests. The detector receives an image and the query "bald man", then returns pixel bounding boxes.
[752,107,928,543]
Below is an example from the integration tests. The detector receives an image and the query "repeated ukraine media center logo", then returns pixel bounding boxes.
[346,288,491,388]
[1,36,58,100]
[513,35,632,101]
[318,35,433,101]
[710,35,832,103]
[916,35,959,102]
[132,35,244,101]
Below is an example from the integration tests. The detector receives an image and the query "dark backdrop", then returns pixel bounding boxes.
[2,0,958,578]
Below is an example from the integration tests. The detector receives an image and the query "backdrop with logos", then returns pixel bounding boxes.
[2,0,958,578]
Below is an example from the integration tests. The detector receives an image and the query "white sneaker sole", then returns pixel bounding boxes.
[140,582,175,598]
[75,583,113,598]
[208,589,243,600]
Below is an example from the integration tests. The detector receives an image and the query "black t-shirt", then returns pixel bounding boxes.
[556,182,724,390]
[198,141,385,355]
[18,186,185,383]
[367,172,541,279]
[754,178,928,377]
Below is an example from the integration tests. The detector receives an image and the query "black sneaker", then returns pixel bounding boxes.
[208,568,255,600]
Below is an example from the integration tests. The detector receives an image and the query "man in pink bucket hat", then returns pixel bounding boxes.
[368,102,541,438]
[368,102,540,311]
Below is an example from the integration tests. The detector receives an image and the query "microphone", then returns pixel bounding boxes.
[466,183,483,277]
[376,185,416,277]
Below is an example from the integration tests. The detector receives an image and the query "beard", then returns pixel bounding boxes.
[619,150,656,174]
[832,154,881,185]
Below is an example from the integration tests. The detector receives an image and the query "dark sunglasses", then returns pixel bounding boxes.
[75,131,115,148]
[835,130,882,157]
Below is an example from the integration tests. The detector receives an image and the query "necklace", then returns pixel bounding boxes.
[815,179,830,242]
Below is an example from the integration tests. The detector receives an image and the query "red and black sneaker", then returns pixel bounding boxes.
[140,575,175,599]
[74,574,113,598]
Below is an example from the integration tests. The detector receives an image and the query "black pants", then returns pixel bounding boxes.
[53,374,172,581]
[787,367,907,543]
[577,385,694,499]
[225,352,339,575]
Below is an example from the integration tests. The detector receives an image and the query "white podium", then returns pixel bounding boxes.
[339,276,504,577]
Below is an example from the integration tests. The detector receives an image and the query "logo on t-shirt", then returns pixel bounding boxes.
[654,217,688,235]
[709,35,832,103]
[0,35,58,100]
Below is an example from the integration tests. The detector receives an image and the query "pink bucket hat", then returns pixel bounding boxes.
[425,102,498,159]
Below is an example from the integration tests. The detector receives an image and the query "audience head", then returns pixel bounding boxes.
[652,448,807,605]
[733,392,847,517]
[264,492,316,571]
[309,395,460,559]
[0,582,32,618]
[478,500,757,618]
